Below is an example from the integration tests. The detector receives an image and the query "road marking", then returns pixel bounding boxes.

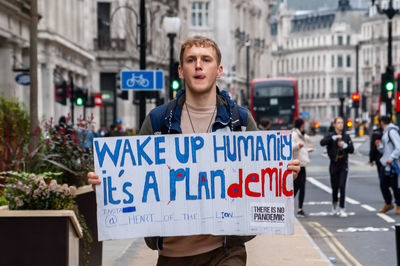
[307,177,360,204]
[361,204,376,212]
[304,201,332,205]
[309,211,355,217]
[377,213,396,223]
[308,222,362,266]
[337,227,389,233]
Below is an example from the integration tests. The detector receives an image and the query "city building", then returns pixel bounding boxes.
[270,0,368,130]
[176,0,271,107]
[1,0,272,131]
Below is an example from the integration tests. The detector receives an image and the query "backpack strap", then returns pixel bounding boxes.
[160,99,177,134]
[232,104,248,132]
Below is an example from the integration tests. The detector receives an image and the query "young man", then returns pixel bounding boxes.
[320,117,354,218]
[377,115,400,214]
[88,36,300,265]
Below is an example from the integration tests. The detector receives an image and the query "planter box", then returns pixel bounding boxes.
[75,186,102,266]
[0,210,82,266]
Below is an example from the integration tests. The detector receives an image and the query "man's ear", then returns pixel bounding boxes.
[178,64,184,79]
[216,65,223,78]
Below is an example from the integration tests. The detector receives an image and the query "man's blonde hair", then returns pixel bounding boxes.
[179,36,222,66]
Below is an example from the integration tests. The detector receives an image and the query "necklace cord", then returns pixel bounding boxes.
[185,103,216,133]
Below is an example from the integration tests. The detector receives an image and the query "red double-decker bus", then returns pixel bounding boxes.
[250,78,299,130]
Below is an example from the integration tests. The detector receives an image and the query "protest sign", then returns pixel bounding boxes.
[93,131,294,241]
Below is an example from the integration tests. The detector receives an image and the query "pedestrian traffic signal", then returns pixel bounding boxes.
[347,119,353,128]
[73,87,87,106]
[381,69,395,100]
[352,93,360,108]
[314,121,319,129]
[55,81,67,105]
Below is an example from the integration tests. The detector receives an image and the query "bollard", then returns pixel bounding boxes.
[396,224,400,266]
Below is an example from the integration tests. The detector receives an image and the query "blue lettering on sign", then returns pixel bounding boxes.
[122,206,136,213]
[95,140,122,167]
[154,136,166,164]
[137,137,153,165]
[142,171,160,202]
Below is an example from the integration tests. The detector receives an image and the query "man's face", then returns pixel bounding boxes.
[178,45,223,96]
[334,119,344,132]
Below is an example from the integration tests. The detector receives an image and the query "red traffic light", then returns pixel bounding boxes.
[314,121,319,128]
[396,92,400,113]
[352,93,360,101]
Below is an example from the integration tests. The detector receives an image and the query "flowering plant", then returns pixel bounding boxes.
[0,171,92,265]
[1,172,76,210]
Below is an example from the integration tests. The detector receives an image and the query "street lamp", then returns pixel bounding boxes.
[162,15,181,101]
[371,0,400,115]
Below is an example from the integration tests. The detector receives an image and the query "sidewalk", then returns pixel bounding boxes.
[102,219,330,266]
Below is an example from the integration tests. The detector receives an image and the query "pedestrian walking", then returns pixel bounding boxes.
[109,118,126,136]
[320,117,354,217]
[369,121,389,213]
[88,36,300,266]
[292,118,314,217]
[376,115,400,214]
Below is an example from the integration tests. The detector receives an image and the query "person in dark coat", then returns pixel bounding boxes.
[320,117,354,217]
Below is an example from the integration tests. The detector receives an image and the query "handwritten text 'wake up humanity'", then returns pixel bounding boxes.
[94,133,292,207]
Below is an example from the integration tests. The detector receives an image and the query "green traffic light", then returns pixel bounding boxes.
[76,97,83,106]
[171,80,180,91]
[386,81,394,91]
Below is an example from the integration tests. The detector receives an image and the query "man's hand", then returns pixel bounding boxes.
[337,140,344,148]
[369,162,374,166]
[88,172,101,190]
[299,143,304,148]
[288,159,300,180]
[387,159,393,165]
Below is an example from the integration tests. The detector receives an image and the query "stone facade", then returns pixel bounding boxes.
[270,1,367,130]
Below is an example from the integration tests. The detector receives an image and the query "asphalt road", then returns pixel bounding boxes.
[296,135,399,266]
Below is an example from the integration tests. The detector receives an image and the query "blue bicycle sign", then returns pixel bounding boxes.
[121,70,164,91]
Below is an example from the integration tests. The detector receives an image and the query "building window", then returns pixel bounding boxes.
[347,35,351,45]
[337,55,343,68]
[347,77,352,94]
[346,55,351,67]
[338,36,343,46]
[322,78,326,97]
[337,77,343,94]
[191,1,209,27]
[331,78,335,93]
[331,55,335,68]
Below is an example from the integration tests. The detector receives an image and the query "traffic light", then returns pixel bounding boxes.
[55,81,67,105]
[170,61,181,99]
[352,93,360,108]
[347,119,353,128]
[115,73,128,100]
[118,90,128,100]
[396,92,400,113]
[381,69,395,101]
[73,87,87,106]
[314,121,319,129]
